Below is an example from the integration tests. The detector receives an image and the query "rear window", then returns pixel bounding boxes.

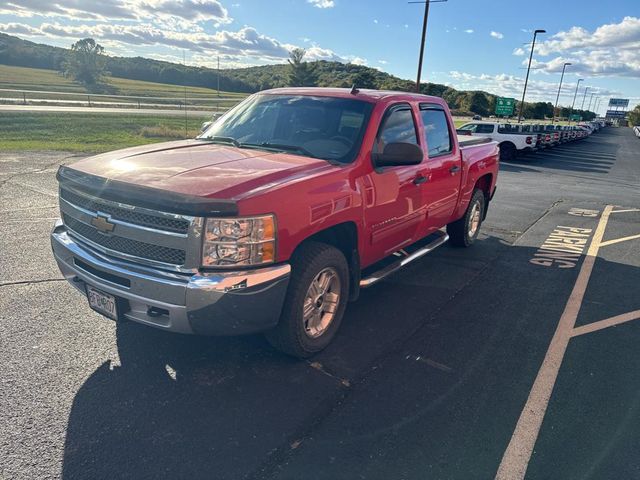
[420,107,452,157]
[459,123,494,134]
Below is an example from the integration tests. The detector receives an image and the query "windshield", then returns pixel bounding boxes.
[199,94,374,164]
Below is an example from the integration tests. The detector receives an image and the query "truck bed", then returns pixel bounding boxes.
[457,135,492,148]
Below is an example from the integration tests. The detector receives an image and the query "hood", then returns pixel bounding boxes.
[68,139,336,199]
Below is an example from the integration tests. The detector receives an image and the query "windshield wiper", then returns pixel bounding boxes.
[197,136,240,147]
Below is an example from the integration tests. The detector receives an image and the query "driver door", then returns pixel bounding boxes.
[363,103,430,261]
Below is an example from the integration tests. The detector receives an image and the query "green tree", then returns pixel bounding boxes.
[287,48,317,87]
[62,38,106,86]
[352,69,377,89]
[628,105,640,126]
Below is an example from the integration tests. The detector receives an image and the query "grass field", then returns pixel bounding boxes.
[0,112,209,153]
[0,65,247,109]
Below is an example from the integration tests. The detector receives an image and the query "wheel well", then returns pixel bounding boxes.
[294,222,360,301]
[475,174,493,219]
[499,141,516,150]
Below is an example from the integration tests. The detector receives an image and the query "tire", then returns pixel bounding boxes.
[265,242,350,358]
[500,142,517,162]
[447,189,486,247]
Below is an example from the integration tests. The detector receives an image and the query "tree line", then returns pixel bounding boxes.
[0,33,597,120]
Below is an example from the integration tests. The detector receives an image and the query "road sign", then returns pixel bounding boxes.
[569,114,582,121]
[495,97,516,116]
[605,110,627,119]
[608,98,629,108]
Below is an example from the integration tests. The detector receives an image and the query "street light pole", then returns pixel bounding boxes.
[410,0,448,93]
[552,62,571,124]
[518,29,546,123]
[594,98,601,117]
[568,78,583,125]
[587,92,595,111]
[580,86,590,110]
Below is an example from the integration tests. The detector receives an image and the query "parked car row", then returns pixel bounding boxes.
[457,120,606,161]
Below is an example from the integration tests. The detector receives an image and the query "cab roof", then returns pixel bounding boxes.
[259,87,443,104]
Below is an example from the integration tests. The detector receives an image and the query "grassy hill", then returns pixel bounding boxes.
[0,32,596,120]
[0,32,500,116]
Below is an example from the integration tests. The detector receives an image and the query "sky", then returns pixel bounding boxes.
[1,0,638,113]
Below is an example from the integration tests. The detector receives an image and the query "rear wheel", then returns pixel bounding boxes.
[265,242,349,358]
[447,189,485,247]
[499,142,517,162]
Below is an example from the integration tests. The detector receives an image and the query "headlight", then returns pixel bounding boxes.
[202,215,276,267]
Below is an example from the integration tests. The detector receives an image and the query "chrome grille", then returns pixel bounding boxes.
[60,188,189,234]
[58,187,197,269]
[63,214,186,265]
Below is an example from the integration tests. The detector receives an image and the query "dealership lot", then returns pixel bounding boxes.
[1,128,639,479]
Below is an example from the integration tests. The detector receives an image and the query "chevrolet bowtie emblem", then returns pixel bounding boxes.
[91,214,115,233]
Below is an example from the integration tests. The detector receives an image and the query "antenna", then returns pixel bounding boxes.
[350,84,359,95]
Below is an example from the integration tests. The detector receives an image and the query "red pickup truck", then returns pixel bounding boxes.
[51,88,498,357]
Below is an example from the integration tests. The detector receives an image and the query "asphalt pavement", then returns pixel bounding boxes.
[1,127,639,480]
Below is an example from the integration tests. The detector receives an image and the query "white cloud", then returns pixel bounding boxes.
[464,29,474,34]
[490,31,504,39]
[531,17,640,78]
[4,20,370,69]
[378,59,388,65]
[446,70,622,104]
[307,0,335,8]
[0,0,232,25]
[512,47,525,56]
[0,22,41,35]
[373,19,378,24]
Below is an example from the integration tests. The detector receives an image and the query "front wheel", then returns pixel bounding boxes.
[447,189,485,247]
[265,242,349,358]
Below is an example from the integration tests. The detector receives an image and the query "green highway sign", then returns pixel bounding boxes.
[495,97,516,116]
[569,114,582,121]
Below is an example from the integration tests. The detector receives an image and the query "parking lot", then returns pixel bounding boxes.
[1,127,639,479]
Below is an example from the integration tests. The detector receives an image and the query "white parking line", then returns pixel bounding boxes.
[571,310,640,337]
[495,205,613,480]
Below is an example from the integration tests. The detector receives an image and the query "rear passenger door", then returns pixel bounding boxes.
[419,103,461,227]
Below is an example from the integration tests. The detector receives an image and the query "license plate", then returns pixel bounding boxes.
[86,285,118,320]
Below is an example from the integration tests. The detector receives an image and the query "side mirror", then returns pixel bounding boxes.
[372,142,423,168]
[200,121,212,133]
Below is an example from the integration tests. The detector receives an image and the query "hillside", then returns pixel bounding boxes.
[0,33,500,115]
[0,33,596,119]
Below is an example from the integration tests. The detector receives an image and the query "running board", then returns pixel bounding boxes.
[359,231,449,288]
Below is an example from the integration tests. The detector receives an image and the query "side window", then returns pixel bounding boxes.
[476,124,494,134]
[420,108,452,157]
[377,107,418,151]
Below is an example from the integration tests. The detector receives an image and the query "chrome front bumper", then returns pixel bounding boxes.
[51,220,291,335]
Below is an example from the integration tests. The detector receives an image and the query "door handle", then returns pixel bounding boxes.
[449,165,461,174]
[413,175,428,185]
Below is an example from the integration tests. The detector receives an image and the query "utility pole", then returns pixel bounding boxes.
[518,29,546,123]
[217,56,220,113]
[410,0,448,93]
[568,78,583,125]
[552,62,571,124]
[580,86,590,110]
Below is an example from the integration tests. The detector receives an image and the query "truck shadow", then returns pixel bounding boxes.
[61,233,640,480]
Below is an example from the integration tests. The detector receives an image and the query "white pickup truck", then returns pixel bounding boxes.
[457,121,537,161]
